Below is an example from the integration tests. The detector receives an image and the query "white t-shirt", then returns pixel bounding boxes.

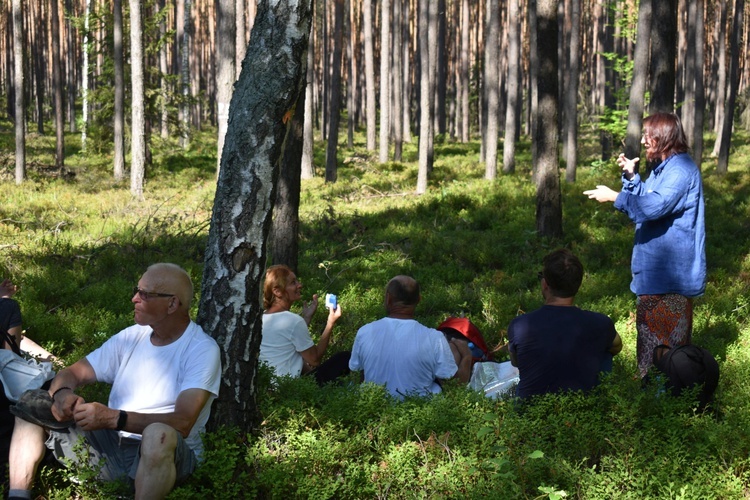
[259,311,314,377]
[349,317,458,399]
[86,321,221,458]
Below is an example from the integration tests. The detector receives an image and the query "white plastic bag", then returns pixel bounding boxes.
[468,361,519,398]
[0,350,55,402]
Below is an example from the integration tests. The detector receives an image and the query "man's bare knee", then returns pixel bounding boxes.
[140,423,178,463]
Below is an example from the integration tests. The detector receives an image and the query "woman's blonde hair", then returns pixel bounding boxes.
[263,265,294,310]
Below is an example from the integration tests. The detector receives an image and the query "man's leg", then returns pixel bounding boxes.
[8,418,47,495]
[134,423,178,500]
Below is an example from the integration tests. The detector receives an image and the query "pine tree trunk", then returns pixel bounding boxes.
[483,0,500,180]
[563,0,579,182]
[12,0,24,184]
[624,0,651,163]
[535,0,562,239]
[197,0,311,431]
[114,0,125,181]
[503,0,520,174]
[416,0,432,194]
[130,0,146,198]
[302,26,315,179]
[378,0,390,163]
[717,0,743,174]
[217,0,237,175]
[363,0,376,151]
[325,0,344,182]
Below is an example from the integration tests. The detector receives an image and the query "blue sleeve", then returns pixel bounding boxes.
[614,166,691,223]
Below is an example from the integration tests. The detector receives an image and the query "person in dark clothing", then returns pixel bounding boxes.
[507,250,623,399]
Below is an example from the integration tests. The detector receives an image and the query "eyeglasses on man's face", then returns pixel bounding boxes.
[132,286,174,300]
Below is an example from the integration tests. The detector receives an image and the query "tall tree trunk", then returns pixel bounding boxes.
[65,0,77,133]
[401,0,412,143]
[712,0,727,149]
[692,0,705,167]
[271,83,306,272]
[363,0,376,151]
[34,2,45,135]
[503,0,520,174]
[435,0,446,135]
[528,0,539,165]
[302,26,315,179]
[81,0,91,152]
[114,0,125,180]
[51,0,65,170]
[483,0,500,180]
[681,0,696,148]
[159,0,169,139]
[717,0,744,174]
[392,0,403,161]
[426,0,438,170]
[180,0,192,148]
[130,0,146,198]
[325,0,345,182]
[459,0,470,142]
[197,0,311,431]
[379,0,391,163]
[535,0,562,238]
[416,0,433,194]
[347,0,357,148]
[236,0,247,73]
[563,0,579,182]
[649,0,677,112]
[217,0,237,175]
[12,0,24,184]
[623,0,652,163]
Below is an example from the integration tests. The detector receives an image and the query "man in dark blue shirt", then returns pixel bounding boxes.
[508,250,623,399]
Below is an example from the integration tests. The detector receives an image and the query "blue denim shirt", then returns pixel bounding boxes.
[613,152,706,297]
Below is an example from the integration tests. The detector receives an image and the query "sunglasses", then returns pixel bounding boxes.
[132,286,174,300]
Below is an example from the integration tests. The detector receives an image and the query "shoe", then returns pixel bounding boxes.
[10,389,74,430]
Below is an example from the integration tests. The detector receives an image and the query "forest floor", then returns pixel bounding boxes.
[2,120,750,498]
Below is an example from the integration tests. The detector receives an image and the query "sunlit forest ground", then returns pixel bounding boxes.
[1,118,750,498]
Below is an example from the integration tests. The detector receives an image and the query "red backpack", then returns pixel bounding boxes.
[437,317,493,362]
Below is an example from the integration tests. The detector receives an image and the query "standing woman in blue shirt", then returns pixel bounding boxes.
[584,112,706,377]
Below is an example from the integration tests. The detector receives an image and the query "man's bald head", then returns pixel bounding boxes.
[385,275,421,308]
[143,263,194,312]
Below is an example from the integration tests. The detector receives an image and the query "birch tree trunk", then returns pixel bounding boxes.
[197,0,311,430]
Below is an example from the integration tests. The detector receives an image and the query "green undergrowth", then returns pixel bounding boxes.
[2,122,750,498]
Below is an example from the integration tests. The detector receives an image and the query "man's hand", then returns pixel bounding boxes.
[583,185,619,203]
[73,402,119,431]
[50,389,84,422]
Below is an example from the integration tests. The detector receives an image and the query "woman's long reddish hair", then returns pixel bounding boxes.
[263,265,294,310]
[642,112,689,162]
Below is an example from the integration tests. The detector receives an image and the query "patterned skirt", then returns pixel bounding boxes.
[636,294,693,377]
